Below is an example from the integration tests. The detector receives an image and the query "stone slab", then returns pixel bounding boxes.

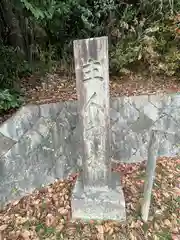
[40,102,64,120]
[0,105,40,141]
[71,185,126,222]
[0,113,76,208]
[0,133,16,158]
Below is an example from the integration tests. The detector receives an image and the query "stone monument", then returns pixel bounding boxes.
[71,36,126,221]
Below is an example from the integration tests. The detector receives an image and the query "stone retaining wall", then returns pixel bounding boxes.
[0,93,180,207]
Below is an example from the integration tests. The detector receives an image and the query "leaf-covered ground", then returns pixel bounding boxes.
[21,71,180,105]
[0,158,179,240]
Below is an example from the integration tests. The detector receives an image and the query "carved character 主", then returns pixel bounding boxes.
[82,58,103,82]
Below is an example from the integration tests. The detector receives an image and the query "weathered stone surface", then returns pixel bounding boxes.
[0,133,16,157]
[141,130,160,222]
[110,93,180,162]
[72,185,126,221]
[69,93,180,163]
[0,150,57,208]
[72,36,126,222]
[0,130,44,188]
[0,103,78,207]
[10,118,53,159]
[40,102,64,120]
[33,117,54,137]
[0,105,40,141]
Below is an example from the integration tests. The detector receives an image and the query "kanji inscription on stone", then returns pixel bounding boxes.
[82,58,103,82]
[71,36,126,222]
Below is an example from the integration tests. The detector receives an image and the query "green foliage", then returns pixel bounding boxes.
[0,89,23,113]
[0,39,53,91]
[0,43,32,88]
[111,14,180,76]
[19,0,57,20]
[0,44,21,89]
[1,0,180,83]
[35,222,56,238]
[14,0,180,77]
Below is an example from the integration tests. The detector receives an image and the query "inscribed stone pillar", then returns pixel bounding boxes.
[71,36,126,221]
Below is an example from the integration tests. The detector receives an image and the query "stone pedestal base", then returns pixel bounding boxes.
[71,182,126,222]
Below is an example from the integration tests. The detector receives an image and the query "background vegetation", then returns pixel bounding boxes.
[0,0,180,111]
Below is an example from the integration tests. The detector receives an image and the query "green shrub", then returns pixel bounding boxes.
[1,0,180,80]
[0,41,35,87]
[17,0,180,77]
[0,44,23,89]
[0,89,23,113]
[110,15,180,76]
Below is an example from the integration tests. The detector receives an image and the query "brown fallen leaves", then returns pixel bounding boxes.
[23,71,180,105]
[0,157,179,240]
[118,157,180,240]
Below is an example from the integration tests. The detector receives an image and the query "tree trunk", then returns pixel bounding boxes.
[0,0,25,55]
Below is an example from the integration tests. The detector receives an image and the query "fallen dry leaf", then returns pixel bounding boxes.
[172,234,180,240]
[96,225,104,235]
[0,224,8,231]
[164,219,172,227]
